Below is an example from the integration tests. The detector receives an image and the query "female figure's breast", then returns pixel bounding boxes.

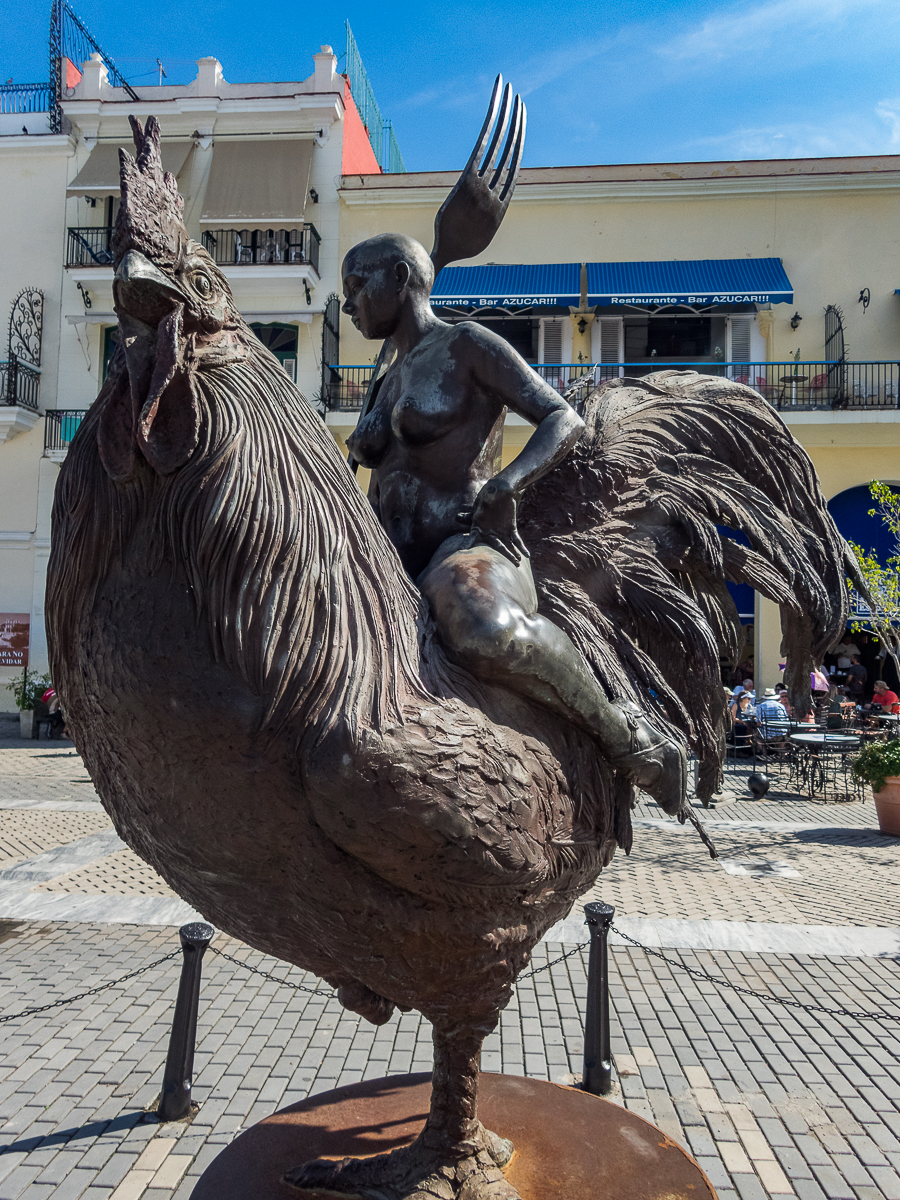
[390,389,461,446]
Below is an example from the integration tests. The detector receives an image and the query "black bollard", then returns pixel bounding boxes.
[157,921,215,1122]
[581,901,615,1096]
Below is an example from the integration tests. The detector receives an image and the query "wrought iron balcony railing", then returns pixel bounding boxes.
[201,226,321,274]
[324,361,900,413]
[0,82,52,114]
[44,410,87,455]
[0,358,40,411]
[66,226,114,267]
[588,360,900,411]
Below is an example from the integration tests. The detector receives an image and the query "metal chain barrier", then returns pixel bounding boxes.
[610,925,900,1025]
[1,923,896,1031]
[0,950,180,1025]
[208,945,335,997]
[516,941,589,980]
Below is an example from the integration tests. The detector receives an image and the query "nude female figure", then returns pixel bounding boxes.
[343,233,685,812]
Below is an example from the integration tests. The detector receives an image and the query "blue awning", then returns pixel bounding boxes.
[431,263,580,309]
[587,258,793,307]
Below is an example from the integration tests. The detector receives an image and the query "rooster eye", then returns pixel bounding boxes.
[194,274,213,296]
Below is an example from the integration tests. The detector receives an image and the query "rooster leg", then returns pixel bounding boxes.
[284,1024,521,1198]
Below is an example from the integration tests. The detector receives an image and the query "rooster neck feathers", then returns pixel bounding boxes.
[49,346,433,741]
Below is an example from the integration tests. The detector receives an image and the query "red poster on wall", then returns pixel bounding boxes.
[0,615,29,669]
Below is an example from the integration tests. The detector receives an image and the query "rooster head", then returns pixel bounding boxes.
[100,115,250,482]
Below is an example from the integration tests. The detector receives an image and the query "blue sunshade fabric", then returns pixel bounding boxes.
[587,259,793,307]
[430,263,581,308]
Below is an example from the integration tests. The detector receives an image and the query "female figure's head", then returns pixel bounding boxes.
[341,234,436,341]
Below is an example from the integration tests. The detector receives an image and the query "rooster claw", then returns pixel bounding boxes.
[284,1128,520,1198]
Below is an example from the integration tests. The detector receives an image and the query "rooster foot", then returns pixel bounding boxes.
[284,1123,520,1199]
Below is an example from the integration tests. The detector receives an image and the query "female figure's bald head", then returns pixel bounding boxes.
[343,234,435,296]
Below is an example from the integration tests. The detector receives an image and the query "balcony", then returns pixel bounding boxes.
[0,358,41,443]
[323,361,900,414]
[44,410,87,460]
[65,224,323,277]
[0,82,52,114]
[66,227,114,268]
[1,358,40,410]
[592,361,900,412]
[201,226,321,274]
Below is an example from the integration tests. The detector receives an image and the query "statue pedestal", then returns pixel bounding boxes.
[191,1072,718,1199]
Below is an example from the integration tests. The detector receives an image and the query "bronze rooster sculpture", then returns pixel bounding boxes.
[48,117,853,1199]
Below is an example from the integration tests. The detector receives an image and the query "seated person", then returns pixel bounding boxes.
[868,680,900,711]
[825,686,852,729]
[755,688,790,739]
[729,691,756,755]
[733,678,755,703]
[845,655,867,703]
[40,685,65,738]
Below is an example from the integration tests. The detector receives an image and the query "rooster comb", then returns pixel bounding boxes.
[111,115,188,270]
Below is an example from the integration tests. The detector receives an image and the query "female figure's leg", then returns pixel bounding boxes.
[419,538,686,813]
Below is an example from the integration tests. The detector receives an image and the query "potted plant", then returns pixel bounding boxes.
[852,738,900,835]
[5,667,52,739]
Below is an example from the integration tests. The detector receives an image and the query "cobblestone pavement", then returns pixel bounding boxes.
[585,823,900,926]
[0,719,897,1199]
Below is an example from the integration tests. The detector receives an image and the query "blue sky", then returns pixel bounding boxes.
[5,0,900,170]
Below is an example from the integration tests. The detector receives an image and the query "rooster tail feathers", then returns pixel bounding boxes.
[520,370,851,792]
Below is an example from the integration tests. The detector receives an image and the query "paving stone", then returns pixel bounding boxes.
[0,741,897,1200]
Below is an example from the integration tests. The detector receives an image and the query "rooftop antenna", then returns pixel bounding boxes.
[156,58,167,86]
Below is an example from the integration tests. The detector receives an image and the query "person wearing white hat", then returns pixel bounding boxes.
[756,688,789,739]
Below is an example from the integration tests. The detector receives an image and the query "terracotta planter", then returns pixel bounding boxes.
[874,776,900,836]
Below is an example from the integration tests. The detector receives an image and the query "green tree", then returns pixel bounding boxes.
[848,481,900,678]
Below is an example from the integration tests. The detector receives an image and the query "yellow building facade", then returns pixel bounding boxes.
[335,155,900,687]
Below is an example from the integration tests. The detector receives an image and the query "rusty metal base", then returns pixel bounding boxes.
[191,1072,718,1200]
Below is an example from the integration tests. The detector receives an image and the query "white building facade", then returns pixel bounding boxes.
[0,45,377,685]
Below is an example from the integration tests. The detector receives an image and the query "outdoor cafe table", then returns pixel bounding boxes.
[789,733,860,749]
[788,732,860,799]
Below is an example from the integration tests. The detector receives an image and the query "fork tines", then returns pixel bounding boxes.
[471,75,527,202]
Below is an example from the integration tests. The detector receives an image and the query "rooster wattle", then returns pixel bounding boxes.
[48,117,853,1198]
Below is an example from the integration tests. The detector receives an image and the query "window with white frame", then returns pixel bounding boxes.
[591,316,624,376]
[538,317,573,392]
[727,316,753,363]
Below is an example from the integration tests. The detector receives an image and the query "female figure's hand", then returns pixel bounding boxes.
[461,478,530,565]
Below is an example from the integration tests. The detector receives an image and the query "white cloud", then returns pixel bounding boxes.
[679,110,894,160]
[658,0,885,63]
[876,99,900,145]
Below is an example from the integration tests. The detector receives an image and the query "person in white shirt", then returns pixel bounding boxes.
[835,637,860,670]
[733,678,755,703]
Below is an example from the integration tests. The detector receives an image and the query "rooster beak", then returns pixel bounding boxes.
[114,250,189,326]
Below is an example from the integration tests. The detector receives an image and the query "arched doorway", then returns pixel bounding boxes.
[827,482,900,691]
[827,483,899,560]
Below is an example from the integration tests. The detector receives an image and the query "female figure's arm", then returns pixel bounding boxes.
[461,327,585,563]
